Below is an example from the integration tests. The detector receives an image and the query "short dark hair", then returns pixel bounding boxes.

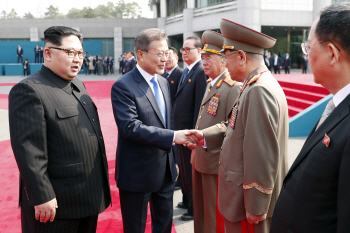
[316,3,350,56]
[129,51,135,56]
[169,46,178,56]
[44,26,83,46]
[186,36,203,49]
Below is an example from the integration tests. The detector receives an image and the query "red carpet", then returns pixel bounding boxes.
[0,81,176,233]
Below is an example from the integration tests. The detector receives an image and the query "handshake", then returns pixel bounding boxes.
[174,130,204,150]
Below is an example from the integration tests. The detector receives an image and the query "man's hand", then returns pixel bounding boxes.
[246,211,267,225]
[174,130,198,145]
[34,198,58,223]
[185,130,204,149]
[175,164,179,181]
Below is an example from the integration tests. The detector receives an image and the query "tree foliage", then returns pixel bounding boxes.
[44,5,65,19]
[24,12,35,19]
[1,8,20,19]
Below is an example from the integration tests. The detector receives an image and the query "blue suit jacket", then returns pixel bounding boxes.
[111,67,178,192]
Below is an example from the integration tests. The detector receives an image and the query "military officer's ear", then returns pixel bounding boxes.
[238,50,247,65]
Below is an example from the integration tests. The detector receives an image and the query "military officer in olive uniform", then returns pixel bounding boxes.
[190,30,242,233]
[187,19,289,233]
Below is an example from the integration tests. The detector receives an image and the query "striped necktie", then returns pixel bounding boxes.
[150,77,166,125]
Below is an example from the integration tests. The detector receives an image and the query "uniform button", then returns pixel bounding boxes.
[199,116,202,119]
[202,105,204,109]
[224,133,226,137]
[83,102,86,105]
[220,146,222,151]
[219,161,221,165]
[99,136,103,140]
[92,119,95,122]
[196,126,199,129]
[208,89,210,92]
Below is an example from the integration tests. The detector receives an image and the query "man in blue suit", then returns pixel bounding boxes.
[111,28,196,233]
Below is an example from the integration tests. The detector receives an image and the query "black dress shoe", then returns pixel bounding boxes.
[181,213,194,221]
[177,202,188,209]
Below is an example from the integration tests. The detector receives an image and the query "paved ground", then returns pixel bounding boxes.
[0,72,306,232]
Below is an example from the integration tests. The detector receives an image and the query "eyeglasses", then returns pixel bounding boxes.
[301,41,340,56]
[49,47,87,58]
[180,47,197,54]
[221,50,238,63]
[144,50,170,59]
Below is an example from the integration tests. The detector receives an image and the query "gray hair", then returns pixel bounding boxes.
[134,28,168,58]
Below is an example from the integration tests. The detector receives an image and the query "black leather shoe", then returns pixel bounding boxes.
[181,213,194,221]
[177,202,188,209]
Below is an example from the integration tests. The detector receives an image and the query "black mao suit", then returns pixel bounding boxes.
[9,65,111,232]
[111,66,178,233]
[163,66,183,106]
[173,60,207,215]
[271,94,350,233]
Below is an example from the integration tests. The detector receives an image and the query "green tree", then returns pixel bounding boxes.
[45,5,64,18]
[94,2,115,18]
[24,12,35,19]
[114,0,142,18]
[0,11,7,19]
[82,7,95,18]
[66,8,83,18]
[7,8,19,19]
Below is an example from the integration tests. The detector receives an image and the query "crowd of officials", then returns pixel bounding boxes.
[83,54,115,76]
[8,3,350,233]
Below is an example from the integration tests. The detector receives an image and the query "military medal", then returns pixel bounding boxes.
[207,93,220,116]
[229,106,238,128]
[322,134,330,147]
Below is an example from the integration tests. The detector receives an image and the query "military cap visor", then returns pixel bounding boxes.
[220,19,276,55]
[201,31,225,55]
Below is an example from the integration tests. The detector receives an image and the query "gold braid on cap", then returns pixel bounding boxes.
[222,45,235,50]
[203,44,221,55]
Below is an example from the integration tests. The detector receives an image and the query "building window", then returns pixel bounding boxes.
[196,0,234,8]
[123,38,135,54]
[167,0,187,16]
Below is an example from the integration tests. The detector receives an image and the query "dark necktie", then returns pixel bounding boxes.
[165,72,169,79]
[181,68,189,84]
[150,77,166,125]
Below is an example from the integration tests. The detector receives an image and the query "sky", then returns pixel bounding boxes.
[3,0,154,18]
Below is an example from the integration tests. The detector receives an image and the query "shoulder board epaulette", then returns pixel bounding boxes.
[216,79,224,88]
[248,74,261,85]
[223,75,236,86]
[206,78,212,83]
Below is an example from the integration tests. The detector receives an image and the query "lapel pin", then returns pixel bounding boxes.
[171,80,174,84]
[188,79,191,83]
[322,134,330,147]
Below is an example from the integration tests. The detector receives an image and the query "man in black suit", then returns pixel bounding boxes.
[111,28,196,233]
[123,51,137,74]
[34,44,40,64]
[39,45,44,63]
[302,54,308,73]
[273,53,282,74]
[271,3,350,232]
[9,26,111,233]
[173,36,208,221]
[17,44,23,63]
[163,46,183,105]
[284,52,291,74]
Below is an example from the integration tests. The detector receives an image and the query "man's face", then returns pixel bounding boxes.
[165,50,178,71]
[286,53,289,57]
[182,39,200,65]
[140,39,168,76]
[202,53,223,78]
[223,50,245,82]
[45,35,83,81]
[307,17,329,86]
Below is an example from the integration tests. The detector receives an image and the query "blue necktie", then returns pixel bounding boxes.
[150,77,166,125]
[181,68,189,84]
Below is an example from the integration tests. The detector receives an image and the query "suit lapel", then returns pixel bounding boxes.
[176,61,202,97]
[158,75,171,128]
[134,70,166,128]
[286,95,350,178]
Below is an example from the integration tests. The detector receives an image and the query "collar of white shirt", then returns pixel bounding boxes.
[186,58,201,72]
[166,65,178,76]
[210,70,227,87]
[136,64,159,95]
[333,82,350,107]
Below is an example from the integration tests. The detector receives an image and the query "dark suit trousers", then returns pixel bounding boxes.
[35,55,39,64]
[274,66,280,74]
[119,161,175,233]
[21,207,98,233]
[18,56,23,63]
[284,67,290,74]
[177,145,193,215]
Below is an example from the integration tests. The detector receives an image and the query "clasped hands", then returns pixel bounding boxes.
[174,130,204,149]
